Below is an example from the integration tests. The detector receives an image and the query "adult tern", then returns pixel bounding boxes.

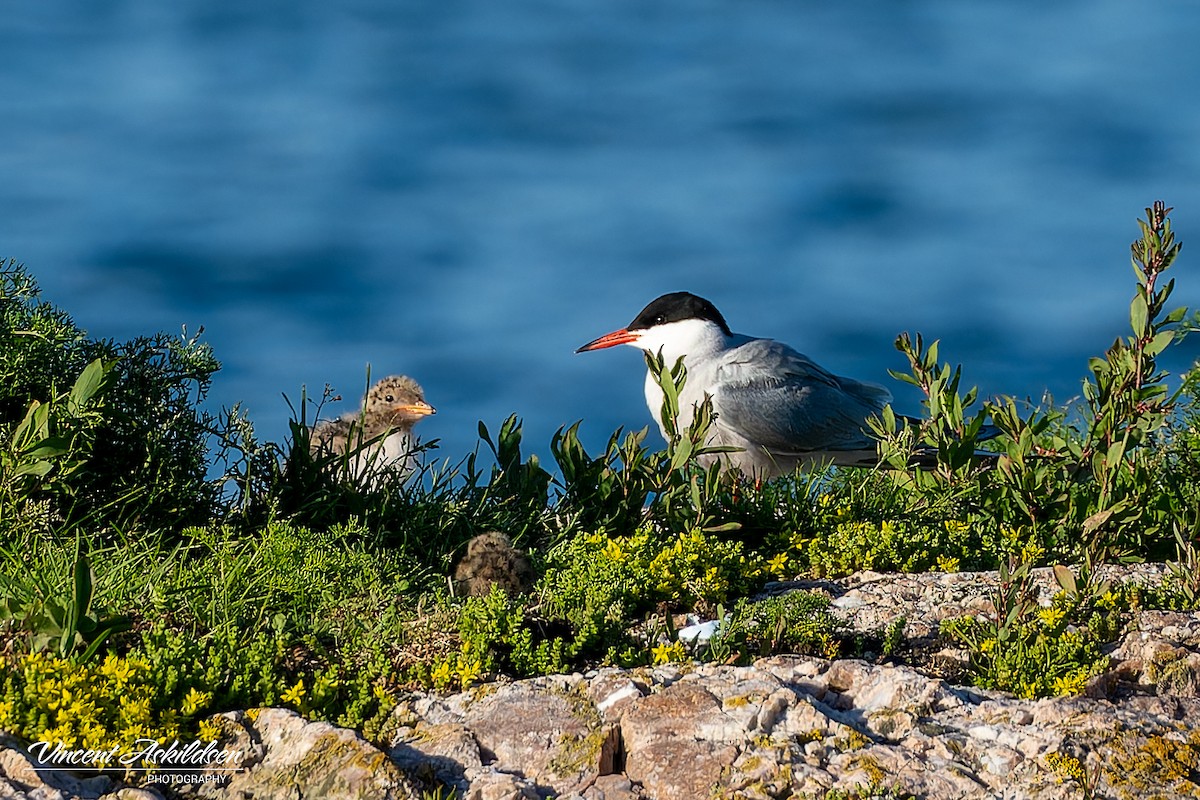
[576,291,894,477]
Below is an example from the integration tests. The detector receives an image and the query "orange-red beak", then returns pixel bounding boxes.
[395,401,436,417]
[575,328,640,353]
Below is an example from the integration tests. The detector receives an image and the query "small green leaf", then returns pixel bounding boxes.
[25,439,70,459]
[69,358,108,412]
[887,369,921,387]
[13,401,50,444]
[1052,565,1076,595]
[14,461,53,478]
[1104,439,1126,467]
[1130,293,1149,336]
[1144,329,1175,356]
[1082,508,1113,536]
[1164,306,1189,325]
[73,553,95,618]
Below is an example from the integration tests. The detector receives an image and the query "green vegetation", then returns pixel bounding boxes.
[1,204,1200,777]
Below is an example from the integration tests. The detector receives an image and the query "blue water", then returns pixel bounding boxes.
[4,1,1200,471]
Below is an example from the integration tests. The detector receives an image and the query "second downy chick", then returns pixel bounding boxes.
[453,531,536,597]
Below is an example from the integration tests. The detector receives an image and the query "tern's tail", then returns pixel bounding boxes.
[896,415,1002,442]
[906,446,1001,470]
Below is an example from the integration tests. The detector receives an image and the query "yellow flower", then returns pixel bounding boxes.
[46,686,72,712]
[1020,541,1046,563]
[118,696,152,727]
[42,723,77,749]
[280,680,307,706]
[651,641,687,665]
[1017,681,1040,700]
[766,553,789,578]
[935,555,961,573]
[98,654,136,688]
[821,637,840,660]
[37,678,60,704]
[1052,673,1088,697]
[1045,751,1086,782]
[121,723,151,743]
[430,660,452,690]
[82,726,113,761]
[457,658,482,689]
[64,697,96,721]
[181,688,212,716]
[198,720,223,743]
[1038,606,1066,629]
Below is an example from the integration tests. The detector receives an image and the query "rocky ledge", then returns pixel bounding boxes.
[2,567,1198,800]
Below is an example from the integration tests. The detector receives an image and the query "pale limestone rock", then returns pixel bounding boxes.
[458,766,539,800]
[585,670,644,717]
[618,682,739,799]
[388,721,482,791]
[388,675,619,797]
[457,679,617,795]
[0,739,117,800]
[579,774,640,800]
[184,708,420,800]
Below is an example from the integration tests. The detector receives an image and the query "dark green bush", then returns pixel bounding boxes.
[1,262,221,533]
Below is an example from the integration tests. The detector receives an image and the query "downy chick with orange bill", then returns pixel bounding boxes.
[310,375,435,481]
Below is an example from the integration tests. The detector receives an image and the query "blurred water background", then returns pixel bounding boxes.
[3,1,1200,472]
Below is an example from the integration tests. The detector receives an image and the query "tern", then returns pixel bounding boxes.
[453,531,536,597]
[576,291,896,477]
[310,375,436,481]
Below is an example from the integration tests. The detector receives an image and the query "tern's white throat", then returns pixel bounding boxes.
[629,318,732,366]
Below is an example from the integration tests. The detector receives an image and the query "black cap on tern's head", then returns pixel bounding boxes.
[627,292,731,336]
[575,291,732,353]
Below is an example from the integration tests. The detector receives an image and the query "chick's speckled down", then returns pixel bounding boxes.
[309,375,435,479]
[453,532,535,597]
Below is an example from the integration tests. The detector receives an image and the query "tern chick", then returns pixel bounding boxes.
[577,291,895,477]
[309,375,435,480]
[453,531,536,597]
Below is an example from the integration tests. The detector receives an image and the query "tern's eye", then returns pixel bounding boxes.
[654,315,665,325]
[385,395,395,403]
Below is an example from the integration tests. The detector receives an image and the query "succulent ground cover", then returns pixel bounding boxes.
[1,204,1198,799]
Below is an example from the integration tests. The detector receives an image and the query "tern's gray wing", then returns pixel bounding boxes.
[712,338,892,454]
